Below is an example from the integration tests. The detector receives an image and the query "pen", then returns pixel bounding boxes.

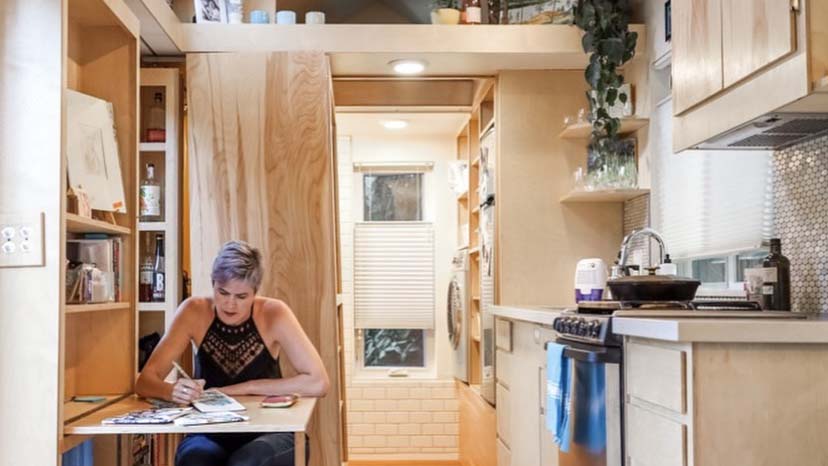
[171,361,193,381]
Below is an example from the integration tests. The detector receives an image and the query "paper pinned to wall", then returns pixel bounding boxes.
[66,90,127,213]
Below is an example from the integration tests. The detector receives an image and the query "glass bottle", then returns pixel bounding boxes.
[139,236,153,302]
[465,0,482,24]
[762,238,791,311]
[139,163,162,222]
[152,234,166,302]
[146,92,166,142]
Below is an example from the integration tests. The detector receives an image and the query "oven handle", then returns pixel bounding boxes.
[546,339,622,364]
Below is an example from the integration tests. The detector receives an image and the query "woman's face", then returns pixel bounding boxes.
[212,279,256,325]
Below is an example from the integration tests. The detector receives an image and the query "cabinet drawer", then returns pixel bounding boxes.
[627,404,687,466]
[496,383,511,447]
[497,437,511,466]
[626,341,687,414]
[496,318,512,351]
[496,349,512,388]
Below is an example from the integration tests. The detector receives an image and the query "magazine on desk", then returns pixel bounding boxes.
[101,390,247,426]
[193,389,246,413]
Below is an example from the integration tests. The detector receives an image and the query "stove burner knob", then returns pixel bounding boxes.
[578,321,589,336]
[589,321,601,338]
[553,318,562,332]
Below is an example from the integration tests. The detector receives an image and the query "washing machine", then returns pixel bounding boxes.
[447,247,469,382]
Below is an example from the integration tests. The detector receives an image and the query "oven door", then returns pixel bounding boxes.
[556,340,623,466]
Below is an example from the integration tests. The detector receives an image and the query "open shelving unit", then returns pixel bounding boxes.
[137,67,182,339]
[59,0,139,460]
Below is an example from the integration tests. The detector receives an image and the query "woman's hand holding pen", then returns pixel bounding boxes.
[171,378,206,404]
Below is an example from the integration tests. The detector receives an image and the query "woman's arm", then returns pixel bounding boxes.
[220,300,330,397]
[135,298,206,403]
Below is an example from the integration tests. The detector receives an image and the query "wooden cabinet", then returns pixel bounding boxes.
[722,0,796,88]
[672,0,797,115]
[626,404,687,466]
[495,318,558,466]
[671,0,723,115]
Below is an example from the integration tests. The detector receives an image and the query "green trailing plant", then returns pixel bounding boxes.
[574,0,638,161]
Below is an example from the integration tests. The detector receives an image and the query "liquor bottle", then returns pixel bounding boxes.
[465,0,482,24]
[761,238,791,311]
[152,234,165,302]
[139,163,161,222]
[146,92,166,142]
[139,237,153,302]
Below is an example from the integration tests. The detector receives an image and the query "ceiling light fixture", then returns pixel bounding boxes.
[390,59,426,75]
[382,120,408,130]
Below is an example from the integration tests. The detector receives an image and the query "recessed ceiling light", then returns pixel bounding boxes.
[390,59,426,75]
[382,120,408,130]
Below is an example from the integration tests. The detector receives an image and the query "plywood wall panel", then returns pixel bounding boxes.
[187,51,340,466]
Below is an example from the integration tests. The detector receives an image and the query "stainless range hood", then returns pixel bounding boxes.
[693,77,828,151]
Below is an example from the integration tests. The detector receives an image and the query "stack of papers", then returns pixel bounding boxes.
[102,390,249,426]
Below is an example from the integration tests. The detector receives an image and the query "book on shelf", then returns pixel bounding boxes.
[66,236,124,303]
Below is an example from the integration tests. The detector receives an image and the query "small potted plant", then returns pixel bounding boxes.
[430,0,461,24]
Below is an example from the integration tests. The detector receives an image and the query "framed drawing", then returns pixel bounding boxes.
[194,0,227,23]
[65,90,127,213]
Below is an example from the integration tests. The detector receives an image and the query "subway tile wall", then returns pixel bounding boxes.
[772,134,828,313]
[337,137,460,460]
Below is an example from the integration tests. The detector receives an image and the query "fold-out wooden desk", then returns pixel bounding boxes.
[65,396,317,466]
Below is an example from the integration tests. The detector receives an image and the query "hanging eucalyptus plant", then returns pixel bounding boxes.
[574,0,638,160]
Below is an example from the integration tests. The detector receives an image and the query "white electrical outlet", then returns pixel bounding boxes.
[0,212,44,268]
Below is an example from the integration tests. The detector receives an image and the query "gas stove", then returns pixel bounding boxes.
[553,300,768,347]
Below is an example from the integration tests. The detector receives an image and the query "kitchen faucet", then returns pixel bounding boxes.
[614,228,667,277]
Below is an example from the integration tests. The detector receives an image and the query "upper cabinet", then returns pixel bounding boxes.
[673,0,796,116]
[671,0,828,152]
[672,0,723,115]
[721,0,796,88]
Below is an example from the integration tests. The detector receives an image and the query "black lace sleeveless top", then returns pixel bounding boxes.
[195,309,282,389]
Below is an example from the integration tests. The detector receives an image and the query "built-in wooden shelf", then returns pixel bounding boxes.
[139,142,166,152]
[138,302,165,312]
[469,246,481,255]
[480,119,495,138]
[63,395,126,424]
[472,156,480,167]
[66,213,131,235]
[472,205,480,214]
[559,117,649,139]
[457,191,469,202]
[472,296,480,301]
[560,188,650,203]
[66,302,131,314]
[138,221,167,231]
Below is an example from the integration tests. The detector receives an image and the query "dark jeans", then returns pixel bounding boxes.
[175,433,309,466]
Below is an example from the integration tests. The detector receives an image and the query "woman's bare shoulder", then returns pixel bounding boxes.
[174,297,215,323]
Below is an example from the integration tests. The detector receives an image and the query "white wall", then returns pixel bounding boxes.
[337,132,460,460]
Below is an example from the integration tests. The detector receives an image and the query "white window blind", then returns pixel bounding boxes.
[651,99,774,259]
[354,222,435,329]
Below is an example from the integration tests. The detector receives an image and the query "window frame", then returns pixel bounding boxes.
[352,168,437,379]
[675,248,768,297]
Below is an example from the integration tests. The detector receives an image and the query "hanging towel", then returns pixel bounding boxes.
[545,342,572,452]
[573,360,607,454]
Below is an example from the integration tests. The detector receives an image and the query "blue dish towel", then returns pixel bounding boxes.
[573,360,607,454]
[545,342,572,452]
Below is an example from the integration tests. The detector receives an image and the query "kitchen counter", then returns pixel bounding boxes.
[490,305,569,326]
[613,312,828,343]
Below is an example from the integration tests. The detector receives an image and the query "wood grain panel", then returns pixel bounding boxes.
[672,0,723,115]
[626,404,686,466]
[334,80,475,107]
[722,0,795,88]
[65,309,134,397]
[693,343,828,466]
[187,52,340,466]
[458,381,496,466]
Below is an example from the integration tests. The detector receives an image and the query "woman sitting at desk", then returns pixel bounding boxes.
[136,240,329,466]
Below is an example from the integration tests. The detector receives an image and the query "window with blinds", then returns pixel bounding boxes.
[650,98,774,290]
[353,222,435,330]
[651,98,774,260]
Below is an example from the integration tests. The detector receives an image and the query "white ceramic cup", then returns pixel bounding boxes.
[276,10,297,24]
[305,11,325,24]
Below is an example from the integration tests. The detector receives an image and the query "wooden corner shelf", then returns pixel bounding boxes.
[469,246,481,256]
[63,394,126,424]
[480,119,495,138]
[66,302,131,314]
[560,188,650,203]
[472,156,481,167]
[457,191,469,202]
[138,302,166,312]
[66,213,131,235]
[558,117,649,139]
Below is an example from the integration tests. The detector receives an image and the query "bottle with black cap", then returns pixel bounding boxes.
[762,238,791,311]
